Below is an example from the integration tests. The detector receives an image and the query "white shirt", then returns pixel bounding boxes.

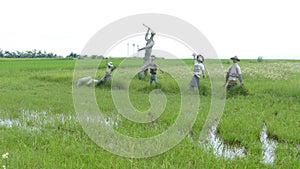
[227,63,242,81]
[194,62,205,78]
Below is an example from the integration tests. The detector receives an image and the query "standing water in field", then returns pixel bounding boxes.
[0,109,118,131]
[0,119,20,128]
[260,124,277,164]
[199,124,278,164]
[199,125,246,159]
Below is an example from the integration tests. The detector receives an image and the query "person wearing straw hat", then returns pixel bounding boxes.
[189,53,205,88]
[224,56,244,91]
[96,57,116,86]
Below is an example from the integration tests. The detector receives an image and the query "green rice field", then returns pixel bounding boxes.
[0,58,299,168]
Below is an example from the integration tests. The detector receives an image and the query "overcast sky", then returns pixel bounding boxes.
[1,0,300,59]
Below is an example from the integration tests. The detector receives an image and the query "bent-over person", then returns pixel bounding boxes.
[96,57,116,86]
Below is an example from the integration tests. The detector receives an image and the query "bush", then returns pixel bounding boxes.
[257,56,264,62]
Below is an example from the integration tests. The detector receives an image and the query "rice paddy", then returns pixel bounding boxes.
[0,58,299,168]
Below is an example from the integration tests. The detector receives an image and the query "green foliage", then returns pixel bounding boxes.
[257,56,264,62]
[0,49,60,58]
[226,86,249,98]
[199,83,210,96]
[30,72,72,84]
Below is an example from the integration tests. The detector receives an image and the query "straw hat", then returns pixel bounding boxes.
[197,54,204,62]
[107,62,113,67]
[230,56,240,61]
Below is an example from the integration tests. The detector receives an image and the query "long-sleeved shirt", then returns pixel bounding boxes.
[193,59,205,78]
[226,63,242,82]
[104,59,116,80]
[140,32,155,63]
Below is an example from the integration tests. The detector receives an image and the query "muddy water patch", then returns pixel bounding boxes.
[76,113,119,128]
[199,125,246,159]
[1,109,118,131]
[199,123,280,164]
[0,119,20,128]
[260,123,277,164]
[19,110,76,131]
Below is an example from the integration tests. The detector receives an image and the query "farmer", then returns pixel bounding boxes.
[137,27,156,79]
[139,55,164,87]
[96,57,116,86]
[224,56,244,91]
[189,53,205,88]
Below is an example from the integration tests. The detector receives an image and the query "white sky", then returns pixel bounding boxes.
[1,0,300,59]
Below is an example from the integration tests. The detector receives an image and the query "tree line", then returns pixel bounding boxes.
[0,49,79,58]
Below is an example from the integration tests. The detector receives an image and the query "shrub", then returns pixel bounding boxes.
[257,56,264,62]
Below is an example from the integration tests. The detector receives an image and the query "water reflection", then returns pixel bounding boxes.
[199,125,246,159]
[199,124,279,164]
[260,124,277,164]
[0,119,20,128]
[1,109,118,131]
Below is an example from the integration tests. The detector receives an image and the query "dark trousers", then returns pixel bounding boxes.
[226,81,237,92]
